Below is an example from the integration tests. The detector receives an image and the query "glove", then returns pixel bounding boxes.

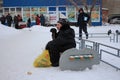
[50,28,57,40]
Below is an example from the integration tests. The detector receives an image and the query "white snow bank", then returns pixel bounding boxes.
[0,24,120,80]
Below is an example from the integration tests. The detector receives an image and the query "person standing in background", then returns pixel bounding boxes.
[40,14,45,26]
[0,15,6,25]
[17,14,22,22]
[36,14,40,25]
[6,13,13,27]
[77,8,90,40]
[14,15,19,29]
[27,17,31,28]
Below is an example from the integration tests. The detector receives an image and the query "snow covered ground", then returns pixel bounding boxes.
[0,24,120,80]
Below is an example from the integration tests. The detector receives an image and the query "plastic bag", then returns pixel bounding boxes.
[33,50,51,67]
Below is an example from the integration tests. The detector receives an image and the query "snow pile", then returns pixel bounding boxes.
[0,24,20,37]
[0,24,120,80]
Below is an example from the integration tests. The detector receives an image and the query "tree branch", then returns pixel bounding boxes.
[68,0,79,10]
[90,0,97,12]
[81,0,88,12]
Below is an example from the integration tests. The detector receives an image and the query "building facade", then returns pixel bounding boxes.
[0,0,3,14]
[1,0,102,26]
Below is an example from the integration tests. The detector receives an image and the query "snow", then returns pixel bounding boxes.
[0,24,120,80]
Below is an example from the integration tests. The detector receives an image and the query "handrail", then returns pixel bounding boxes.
[100,49,120,70]
[76,32,116,42]
[76,39,120,70]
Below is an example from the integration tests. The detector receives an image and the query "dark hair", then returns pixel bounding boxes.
[57,20,70,31]
[57,19,69,25]
[79,8,84,13]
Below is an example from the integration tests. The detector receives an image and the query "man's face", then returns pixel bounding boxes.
[56,23,62,30]
[80,10,83,13]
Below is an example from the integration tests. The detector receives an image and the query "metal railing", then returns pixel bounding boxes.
[100,49,120,71]
[76,32,116,42]
[116,31,120,43]
[75,31,120,43]
[76,39,120,70]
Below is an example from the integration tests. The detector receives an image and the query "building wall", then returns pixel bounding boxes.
[0,0,3,13]
[1,0,119,25]
[102,0,120,18]
[3,0,68,7]
[1,0,102,26]
[102,8,109,23]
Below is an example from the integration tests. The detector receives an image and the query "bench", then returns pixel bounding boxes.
[59,48,100,71]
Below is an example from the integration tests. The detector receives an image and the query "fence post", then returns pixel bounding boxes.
[93,42,99,53]
[115,30,120,43]
[93,42,96,51]
[117,50,120,56]
[116,33,118,43]
[80,39,85,49]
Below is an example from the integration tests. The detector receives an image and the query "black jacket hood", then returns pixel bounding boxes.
[57,20,70,31]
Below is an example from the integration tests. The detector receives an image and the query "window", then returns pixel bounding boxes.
[58,7,66,11]
[49,7,56,11]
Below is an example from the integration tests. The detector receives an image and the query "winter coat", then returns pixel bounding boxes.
[14,16,18,24]
[46,24,76,53]
[40,15,45,26]
[27,18,31,27]
[45,22,76,66]
[6,14,13,26]
[6,15,12,23]
[77,12,90,26]
[36,16,40,25]
[0,15,6,25]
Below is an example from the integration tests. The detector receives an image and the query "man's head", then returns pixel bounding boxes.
[56,19,70,31]
[79,8,84,13]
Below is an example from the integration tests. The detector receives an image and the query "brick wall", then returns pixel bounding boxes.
[102,0,120,17]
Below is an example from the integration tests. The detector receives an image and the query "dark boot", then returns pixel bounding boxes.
[79,34,82,40]
[49,49,60,67]
[86,36,88,39]
[86,34,88,39]
[52,63,59,67]
[79,37,82,40]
